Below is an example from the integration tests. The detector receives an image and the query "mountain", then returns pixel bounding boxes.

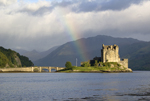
[0,46,34,68]
[15,46,59,62]
[13,49,28,55]
[34,35,144,70]
[39,46,59,60]
[22,50,41,62]
[119,42,150,70]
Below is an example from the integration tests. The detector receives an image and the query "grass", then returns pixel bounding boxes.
[57,62,131,73]
[72,66,100,72]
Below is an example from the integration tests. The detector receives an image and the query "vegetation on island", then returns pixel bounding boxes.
[0,46,34,68]
[58,61,132,73]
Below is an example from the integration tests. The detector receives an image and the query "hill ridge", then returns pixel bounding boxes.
[34,35,148,71]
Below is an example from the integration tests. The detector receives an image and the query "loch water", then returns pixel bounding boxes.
[0,71,150,101]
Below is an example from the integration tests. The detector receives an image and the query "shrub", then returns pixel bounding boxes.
[81,62,91,67]
[94,60,98,67]
[117,63,121,67]
[103,62,111,67]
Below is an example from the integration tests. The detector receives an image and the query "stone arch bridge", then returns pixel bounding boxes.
[0,67,65,73]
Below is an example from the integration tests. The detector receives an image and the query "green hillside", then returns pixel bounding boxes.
[119,42,150,70]
[0,51,11,67]
[0,46,34,68]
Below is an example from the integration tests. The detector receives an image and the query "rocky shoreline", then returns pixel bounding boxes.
[0,68,132,73]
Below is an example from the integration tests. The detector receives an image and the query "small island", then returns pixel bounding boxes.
[58,44,132,73]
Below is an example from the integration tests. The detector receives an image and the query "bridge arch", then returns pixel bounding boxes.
[32,67,64,72]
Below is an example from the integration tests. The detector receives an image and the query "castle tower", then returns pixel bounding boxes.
[101,44,120,63]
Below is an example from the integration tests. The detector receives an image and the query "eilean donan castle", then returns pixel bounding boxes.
[81,44,129,69]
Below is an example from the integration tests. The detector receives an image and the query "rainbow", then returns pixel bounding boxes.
[56,9,89,62]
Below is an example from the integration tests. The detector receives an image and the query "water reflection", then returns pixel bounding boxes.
[42,69,56,72]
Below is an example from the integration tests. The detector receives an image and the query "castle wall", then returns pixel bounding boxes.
[118,59,128,68]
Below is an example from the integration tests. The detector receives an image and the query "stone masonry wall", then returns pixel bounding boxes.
[101,44,120,63]
[118,59,128,69]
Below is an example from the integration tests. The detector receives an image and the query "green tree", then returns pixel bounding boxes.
[17,53,34,67]
[65,61,72,69]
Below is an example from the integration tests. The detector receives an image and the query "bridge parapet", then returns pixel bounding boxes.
[0,67,33,72]
[0,67,65,72]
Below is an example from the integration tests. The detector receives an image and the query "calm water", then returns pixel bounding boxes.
[0,71,150,101]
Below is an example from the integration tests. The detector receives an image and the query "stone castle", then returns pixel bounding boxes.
[101,44,128,68]
[81,44,128,69]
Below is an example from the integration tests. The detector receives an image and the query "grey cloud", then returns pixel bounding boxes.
[0,3,4,6]
[0,0,17,6]
[75,1,97,12]
[19,0,144,16]
[52,0,73,7]
[18,1,73,16]
[0,2,9,6]
[19,6,53,16]
[0,32,72,51]
[99,0,142,11]
[72,0,143,12]
[17,0,144,16]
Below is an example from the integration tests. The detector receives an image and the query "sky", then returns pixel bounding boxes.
[0,0,150,51]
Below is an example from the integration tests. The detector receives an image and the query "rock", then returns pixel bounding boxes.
[110,64,114,68]
[73,70,79,72]
[125,68,132,72]
[119,66,124,69]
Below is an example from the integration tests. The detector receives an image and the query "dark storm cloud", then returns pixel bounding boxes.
[72,0,143,12]
[100,0,142,11]
[74,1,97,12]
